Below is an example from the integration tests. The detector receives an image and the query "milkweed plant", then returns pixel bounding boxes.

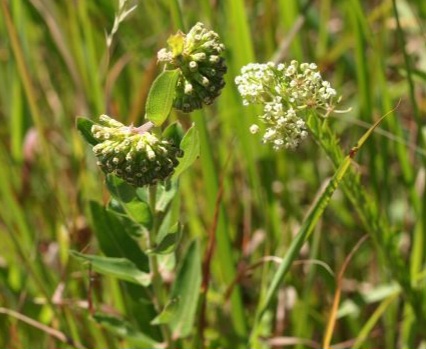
[75,21,386,349]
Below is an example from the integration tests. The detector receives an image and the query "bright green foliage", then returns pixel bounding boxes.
[70,251,152,286]
[1,1,426,349]
[167,240,201,338]
[172,124,200,179]
[92,313,160,347]
[146,70,180,126]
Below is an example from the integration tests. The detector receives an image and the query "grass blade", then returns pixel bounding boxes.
[252,112,389,340]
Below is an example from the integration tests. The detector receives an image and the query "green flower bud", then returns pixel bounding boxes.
[157,22,227,113]
[91,115,182,187]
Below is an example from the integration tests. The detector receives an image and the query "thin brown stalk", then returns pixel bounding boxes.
[0,307,87,349]
[272,0,315,63]
[198,151,233,347]
[322,235,369,349]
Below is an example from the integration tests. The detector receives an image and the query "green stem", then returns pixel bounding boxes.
[148,185,173,347]
[169,0,185,31]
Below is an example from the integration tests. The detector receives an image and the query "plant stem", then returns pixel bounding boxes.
[148,185,173,347]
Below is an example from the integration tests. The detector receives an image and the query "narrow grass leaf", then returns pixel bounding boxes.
[255,113,389,325]
[352,293,399,349]
[70,251,151,286]
[146,69,180,126]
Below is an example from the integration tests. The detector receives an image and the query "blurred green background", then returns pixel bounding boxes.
[1,0,426,348]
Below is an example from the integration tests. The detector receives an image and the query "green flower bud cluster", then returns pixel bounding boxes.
[157,22,227,113]
[91,115,182,187]
[235,61,341,150]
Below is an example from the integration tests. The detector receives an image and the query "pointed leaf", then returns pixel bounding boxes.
[93,313,160,347]
[123,199,153,228]
[146,70,180,126]
[106,174,137,203]
[150,297,179,325]
[90,201,149,271]
[76,117,99,146]
[163,121,184,148]
[105,176,152,228]
[167,240,201,338]
[70,251,151,286]
[172,125,200,179]
[155,179,178,212]
[152,222,182,255]
[256,113,390,323]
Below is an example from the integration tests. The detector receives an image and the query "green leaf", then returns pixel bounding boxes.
[123,199,152,228]
[106,174,137,203]
[90,201,149,271]
[70,251,151,286]
[146,70,180,126]
[152,222,182,255]
[167,240,201,338]
[163,121,184,147]
[150,297,179,325]
[155,179,178,212]
[136,179,178,213]
[76,117,99,146]
[93,313,160,347]
[172,125,200,179]
[105,176,152,228]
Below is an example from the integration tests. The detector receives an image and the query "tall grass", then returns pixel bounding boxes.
[1,0,426,348]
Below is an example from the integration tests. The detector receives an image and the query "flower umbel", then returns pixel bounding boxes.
[157,22,227,113]
[91,115,182,187]
[235,61,340,150]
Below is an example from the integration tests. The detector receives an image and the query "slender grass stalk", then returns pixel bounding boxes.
[0,0,55,179]
[250,112,390,346]
[169,0,185,31]
[352,292,399,349]
[148,185,173,348]
[309,114,426,329]
[192,110,248,341]
[76,0,104,113]
[392,4,426,322]
[322,235,368,349]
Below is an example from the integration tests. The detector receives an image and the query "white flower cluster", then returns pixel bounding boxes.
[235,61,339,150]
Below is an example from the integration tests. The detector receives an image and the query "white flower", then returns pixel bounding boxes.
[250,124,260,134]
[235,60,341,150]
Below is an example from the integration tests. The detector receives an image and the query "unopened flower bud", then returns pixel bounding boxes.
[157,22,227,113]
[90,115,183,187]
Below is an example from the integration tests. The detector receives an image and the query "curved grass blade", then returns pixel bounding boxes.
[252,113,389,340]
